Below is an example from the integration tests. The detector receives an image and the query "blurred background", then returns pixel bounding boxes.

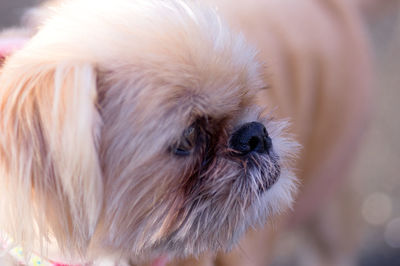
[0,0,399,265]
[352,1,400,265]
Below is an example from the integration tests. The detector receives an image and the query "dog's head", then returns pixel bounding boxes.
[0,0,297,262]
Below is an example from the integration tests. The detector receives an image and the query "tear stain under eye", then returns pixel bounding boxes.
[177,118,230,195]
[171,117,219,158]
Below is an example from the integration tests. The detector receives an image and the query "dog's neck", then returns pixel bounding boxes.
[0,235,82,265]
[1,235,169,266]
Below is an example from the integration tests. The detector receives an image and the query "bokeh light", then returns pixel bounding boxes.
[384,217,400,248]
[362,192,392,226]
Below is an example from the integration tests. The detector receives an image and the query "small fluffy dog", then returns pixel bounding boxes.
[0,0,371,265]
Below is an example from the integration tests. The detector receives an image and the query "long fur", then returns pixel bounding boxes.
[0,0,299,263]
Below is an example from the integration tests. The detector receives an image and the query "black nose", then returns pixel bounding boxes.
[229,122,272,155]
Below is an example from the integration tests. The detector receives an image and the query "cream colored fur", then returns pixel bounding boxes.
[0,0,371,265]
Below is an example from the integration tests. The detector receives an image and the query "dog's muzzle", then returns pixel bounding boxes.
[229,122,280,193]
[229,122,272,156]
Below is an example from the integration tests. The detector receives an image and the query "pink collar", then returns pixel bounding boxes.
[1,236,169,266]
[1,236,84,266]
[0,38,27,58]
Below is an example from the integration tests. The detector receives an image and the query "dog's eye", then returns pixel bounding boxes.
[173,125,198,156]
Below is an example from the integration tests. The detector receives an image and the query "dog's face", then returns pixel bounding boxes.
[0,0,297,261]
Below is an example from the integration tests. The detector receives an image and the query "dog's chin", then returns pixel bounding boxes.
[245,152,281,194]
[142,151,293,259]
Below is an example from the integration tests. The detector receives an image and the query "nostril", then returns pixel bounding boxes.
[248,136,260,151]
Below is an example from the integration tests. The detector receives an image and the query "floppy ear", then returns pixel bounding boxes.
[0,53,103,255]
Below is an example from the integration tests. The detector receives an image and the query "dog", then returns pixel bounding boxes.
[0,0,371,265]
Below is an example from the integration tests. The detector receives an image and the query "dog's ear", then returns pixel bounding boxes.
[0,50,103,255]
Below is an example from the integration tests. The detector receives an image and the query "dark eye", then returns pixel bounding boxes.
[173,124,198,156]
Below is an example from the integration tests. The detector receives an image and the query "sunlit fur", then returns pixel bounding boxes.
[0,0,298,263]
